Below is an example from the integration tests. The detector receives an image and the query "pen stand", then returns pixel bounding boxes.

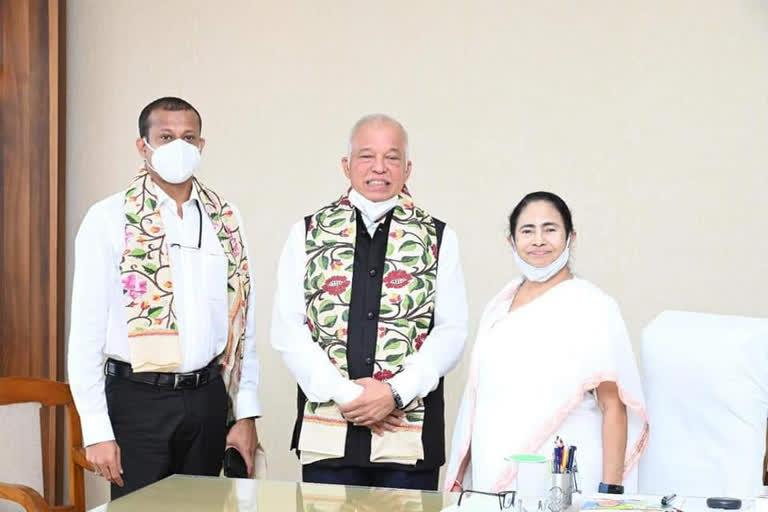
[549,466,579,512]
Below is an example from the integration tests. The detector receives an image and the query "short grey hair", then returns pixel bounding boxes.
[347,113,409,160]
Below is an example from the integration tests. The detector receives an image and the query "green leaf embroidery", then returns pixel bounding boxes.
[406,413,424,423]
[408,278,424,292]
[129,248,147,259]
[383,338,401,350]
[342,309,349,322]
[125,213,141,224]
[321,255,330,269]
[401,255,419,264]
[402,295,414,310]
[322,315,338,328]
[145,197,157,211]
[328,218,345,228]
[337,250,354,260]
[394,319,409,328]
[399,240,420,252]
[380,304,393,315]
[415,318,430,329]
[148,306,163,318]
[142,263,157,275]
[332,348,346,358]
[318,300,334,313]
[386,244,395,257]
[385,353,404,365]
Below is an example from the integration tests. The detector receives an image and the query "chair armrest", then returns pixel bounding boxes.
[0,481,49,511]
[72,447,95,472]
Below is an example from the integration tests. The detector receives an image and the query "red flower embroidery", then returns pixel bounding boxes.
[415,333,427,350]
[322,275,350,295]
[340,228,351,238]
[383,270,412,289]
[389,229,405,239]
[339,197,351,207]
[431,244,438,259]
[306,318,314,333]
[307,221,315,231]
[331,260,343,270]
[378,327,388,338]
[374,370,394,381]
[389,294,402,305]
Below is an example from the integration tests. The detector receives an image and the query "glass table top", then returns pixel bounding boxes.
[89,474,458,511]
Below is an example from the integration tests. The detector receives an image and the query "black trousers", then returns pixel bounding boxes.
[105,373,228,499]
[302,464,440,491]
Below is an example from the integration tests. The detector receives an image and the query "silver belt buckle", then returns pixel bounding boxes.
[173,372,201,389]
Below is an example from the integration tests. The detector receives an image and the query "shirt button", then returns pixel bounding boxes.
[365,357,373,365]
[366,311,375,320]
[368,269,377,277]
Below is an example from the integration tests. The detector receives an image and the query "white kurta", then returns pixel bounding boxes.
[445,277,648,495]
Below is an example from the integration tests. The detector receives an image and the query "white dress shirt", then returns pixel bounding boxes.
[68,185,261,447]
[270,199,468,409]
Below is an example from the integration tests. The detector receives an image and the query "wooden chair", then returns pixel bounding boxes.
[0,378,94,512]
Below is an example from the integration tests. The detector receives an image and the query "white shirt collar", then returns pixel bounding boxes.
[348,189,399,237]
[153,179,201,211]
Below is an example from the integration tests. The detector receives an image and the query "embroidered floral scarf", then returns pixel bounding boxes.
[120,170,251,421]
[299,189,439,464]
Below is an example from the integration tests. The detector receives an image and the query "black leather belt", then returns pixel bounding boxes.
[105,358,220,390]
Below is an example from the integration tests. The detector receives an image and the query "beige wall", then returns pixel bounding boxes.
[66,0,768,507]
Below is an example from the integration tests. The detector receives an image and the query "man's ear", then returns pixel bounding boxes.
[341,156,351,179]
[198,137,206,153]
[136,137,148,159]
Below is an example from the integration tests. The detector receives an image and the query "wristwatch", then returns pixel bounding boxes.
[387,382,404,409]
[598,482,624,494]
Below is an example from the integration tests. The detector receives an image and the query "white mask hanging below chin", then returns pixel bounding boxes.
[144,138,201,184]
[511,237,571,282]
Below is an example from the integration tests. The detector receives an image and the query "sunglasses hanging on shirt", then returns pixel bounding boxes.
[169,201,203,250]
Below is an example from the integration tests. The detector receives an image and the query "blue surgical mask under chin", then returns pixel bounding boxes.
[511,237,571,282]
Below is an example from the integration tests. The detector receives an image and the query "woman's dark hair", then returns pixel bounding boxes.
[508,191,574,240]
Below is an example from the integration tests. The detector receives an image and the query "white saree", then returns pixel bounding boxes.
[445,278,648,494]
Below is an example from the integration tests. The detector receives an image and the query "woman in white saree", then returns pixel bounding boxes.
[445,192,648,497]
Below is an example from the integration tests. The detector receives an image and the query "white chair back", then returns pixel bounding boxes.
[638,310,768,497]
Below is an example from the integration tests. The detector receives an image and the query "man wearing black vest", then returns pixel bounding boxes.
[271,114,468,490]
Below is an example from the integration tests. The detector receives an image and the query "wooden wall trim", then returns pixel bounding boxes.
[0,0,66,504]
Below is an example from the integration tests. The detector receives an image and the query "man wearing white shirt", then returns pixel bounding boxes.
[68,97,261,498]
[271,114,468,490]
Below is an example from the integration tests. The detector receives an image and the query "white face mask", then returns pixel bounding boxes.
[348,189,398,236]
[511,237,571,282]
[144,138,201,184]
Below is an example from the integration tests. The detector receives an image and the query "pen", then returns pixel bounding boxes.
[661,494,677,507]
[566,446,576,473]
